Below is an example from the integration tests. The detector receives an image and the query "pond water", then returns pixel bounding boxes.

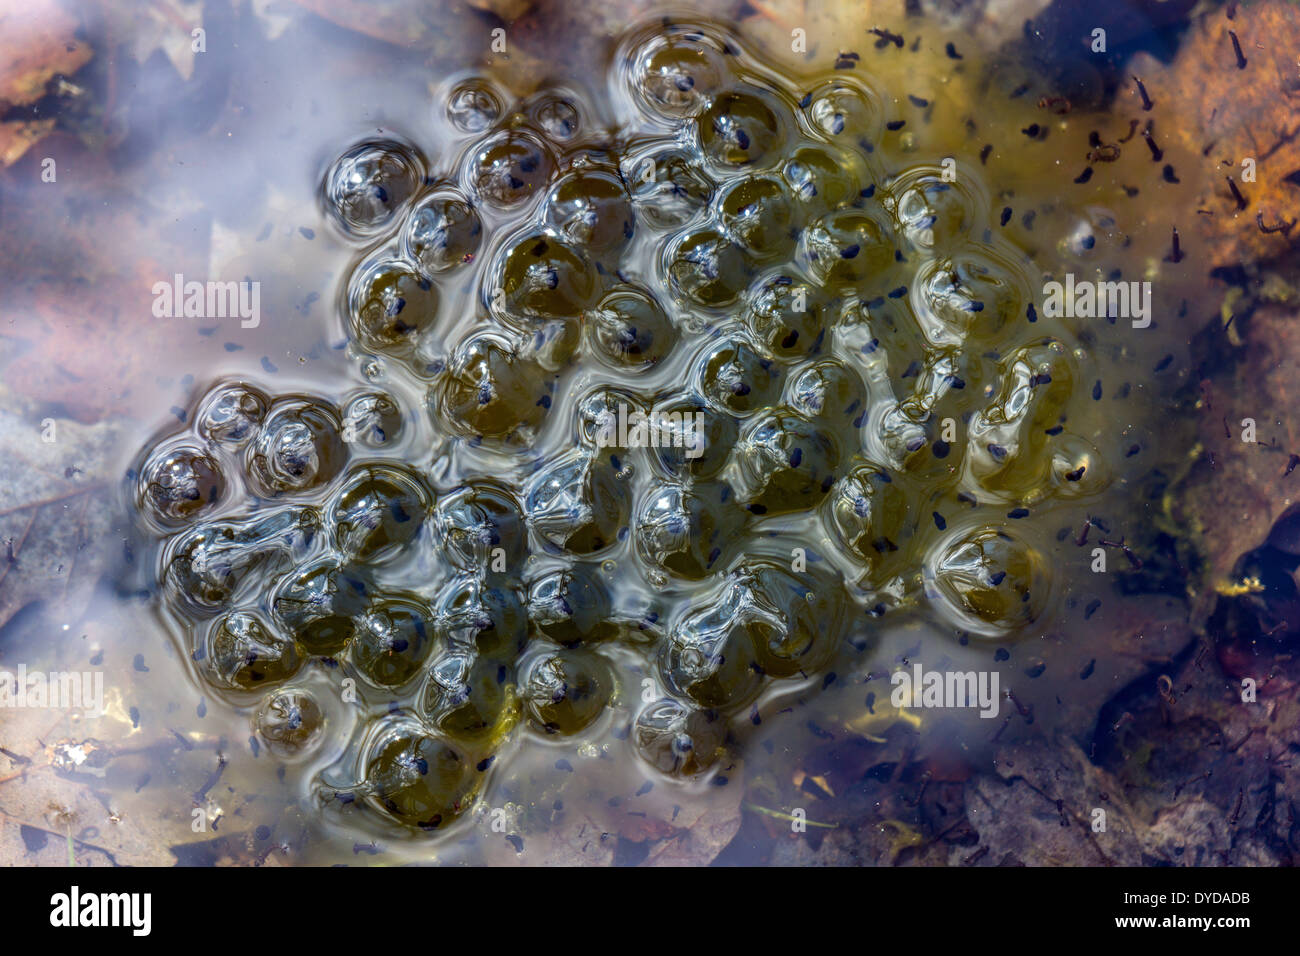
[0,0,1213,865]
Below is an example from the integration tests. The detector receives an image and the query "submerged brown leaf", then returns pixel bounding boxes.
[0,386,120,633]
[1131,0,1300,267]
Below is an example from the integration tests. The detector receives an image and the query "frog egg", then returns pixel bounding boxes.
[801,76,883,144]
[659,584,763,710]
[910,249,1031,350]
[528,91,582,141]
[734,407,841,516]
[543,165,635,257]
[428,332,554,443]
[322,139,423,237]
[195,381,269,447]
[623,23,734,119]
[633,699,727,777]
[270,561,370,656]
[433,479,529,575]
[519,648,615,735]
[493,230,601,328]
[420,649,515,741]
[822,458,910,571]
[924,526,1051,639]
[781,143,870,215]
[352,597,435,689]
[697,333,785,416]
[1056,206,1125,263]
[717,173,798,260]
[465,129,556,209]
[245,398,348,497]
[525,450,631,556]
[526,565,617,646]
[137,441,227,525]
[696,86,792,172]
[205,611,303,691]
[402,190,482,275]
[665,227,753,310]
[434,573,528,658]
[446,78,504,133]
[347,256,440,359]
[634,478,747,580]
[585,285,679,371]
[888,165,980,254]
[799,207,896,292]
[743,270,829,360]
[164,509,319,614]
[625,143,716,229]
[650,394,739,480]
[342,391,403,447]
[329,462,432,564]
[362,724,477,829]
[255,688,325,758]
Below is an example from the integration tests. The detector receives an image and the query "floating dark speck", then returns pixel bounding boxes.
[1229,30,1247,69]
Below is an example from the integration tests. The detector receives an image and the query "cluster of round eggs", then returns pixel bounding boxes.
[132,18,1106,832]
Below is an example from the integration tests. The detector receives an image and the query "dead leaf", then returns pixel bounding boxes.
[0,0,94,166]
[0,1,93,107]
[1173,301,1300,614]
[287,0,464,48]
[1130,0,1300,267]
[0,386,121,633]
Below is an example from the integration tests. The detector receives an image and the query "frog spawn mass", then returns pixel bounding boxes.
[133,18,1107,836]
